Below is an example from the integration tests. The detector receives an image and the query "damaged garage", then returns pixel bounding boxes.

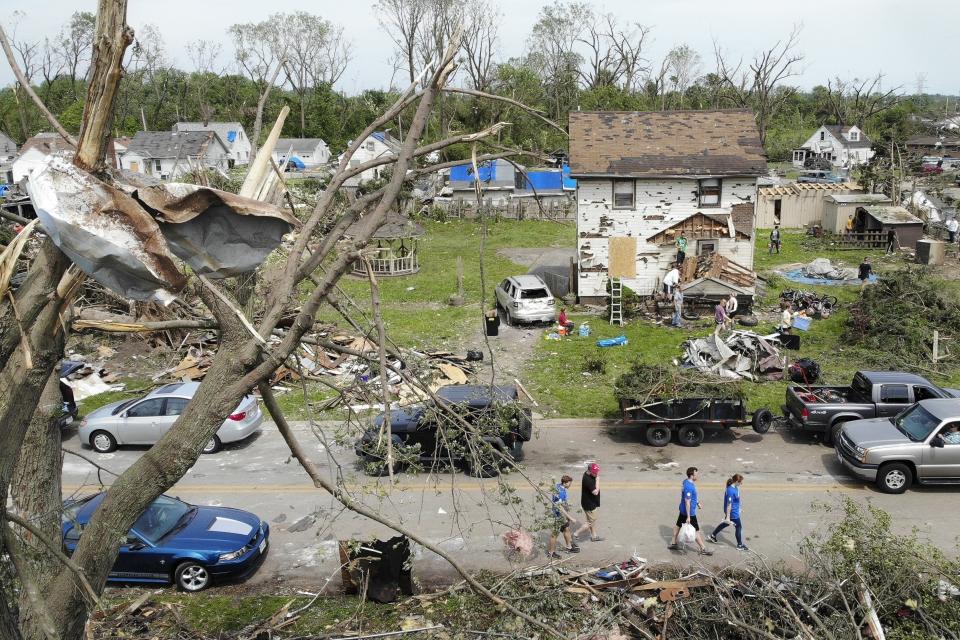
[569,109,767,305]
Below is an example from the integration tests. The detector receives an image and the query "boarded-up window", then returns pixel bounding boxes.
[613,179,635,209]
[698,178,721,207]
[608,237,637,278]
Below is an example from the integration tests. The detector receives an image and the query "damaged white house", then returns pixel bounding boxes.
[569,109,767,304]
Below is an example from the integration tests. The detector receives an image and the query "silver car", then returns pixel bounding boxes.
[494,274,556,325]
[78,382,263,454]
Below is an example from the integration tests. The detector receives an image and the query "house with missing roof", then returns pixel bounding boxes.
[119,131,229,180]
[12,132,75,183]
[272,138,330,169]
[792,125,874,169]
[172,122,251,166]
[569,109,767,304]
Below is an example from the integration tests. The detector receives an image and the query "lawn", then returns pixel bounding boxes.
[525,229,960,418]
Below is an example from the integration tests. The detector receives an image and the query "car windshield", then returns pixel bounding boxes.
[892,404,940,442]
[132,495,194,544]
[520,288,549,299]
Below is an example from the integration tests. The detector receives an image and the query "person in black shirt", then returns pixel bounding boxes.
[574,463,603,542]
[886,228,897,254]
[858,256,872,291]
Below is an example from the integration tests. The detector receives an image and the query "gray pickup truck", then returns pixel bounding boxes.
[836,398,960,493]
[783,371,959,445]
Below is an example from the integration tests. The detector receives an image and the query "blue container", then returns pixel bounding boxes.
[792,316,812,331]
[597,335,628,347]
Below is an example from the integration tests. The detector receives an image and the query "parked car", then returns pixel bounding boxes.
[797,170,844,184]
[355,384,533,477]
[921,163,944,174]
[78,382,262,454]
[783,370,960,445]
[494,274,556,325]
[835,398,960,493]
[62,492,269,590]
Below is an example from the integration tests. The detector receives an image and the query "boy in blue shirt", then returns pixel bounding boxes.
[668,467,712,555]
[547,475,580,559]
[709,474,747,550]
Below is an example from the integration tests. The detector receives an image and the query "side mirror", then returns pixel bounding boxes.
[931,435,945,448]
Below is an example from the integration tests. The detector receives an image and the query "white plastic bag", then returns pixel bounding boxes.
[678,523,697,545]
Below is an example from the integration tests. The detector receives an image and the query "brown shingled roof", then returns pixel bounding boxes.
[569,109,767,178]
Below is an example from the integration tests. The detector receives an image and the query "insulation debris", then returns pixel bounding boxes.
[681,330,785,380]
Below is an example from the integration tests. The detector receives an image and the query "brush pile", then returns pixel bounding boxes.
[614,362,744,403]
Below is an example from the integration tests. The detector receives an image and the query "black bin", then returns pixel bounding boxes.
[485,313,500,336]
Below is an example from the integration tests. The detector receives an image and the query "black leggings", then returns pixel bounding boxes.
[711,517,743,545]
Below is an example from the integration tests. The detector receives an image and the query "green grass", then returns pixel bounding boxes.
[77,377,153,413]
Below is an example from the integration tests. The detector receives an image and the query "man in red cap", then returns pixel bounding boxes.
[574,462,603,542]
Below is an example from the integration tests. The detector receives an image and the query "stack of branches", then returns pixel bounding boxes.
[844,268,960,374]
[614,361,745,403]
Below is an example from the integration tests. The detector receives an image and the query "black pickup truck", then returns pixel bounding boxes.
[355,385,533,477]
[783,370,960,445]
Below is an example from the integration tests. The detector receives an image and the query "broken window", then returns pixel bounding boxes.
[698,239,717,255]
[698,178,721,207]
[613,179,634,209]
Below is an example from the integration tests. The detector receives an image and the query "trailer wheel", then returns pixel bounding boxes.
[677,425,704,447]
[645,425,671,447]
[752,409,773,434]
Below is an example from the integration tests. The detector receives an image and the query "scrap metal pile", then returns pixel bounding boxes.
[680,330,785,380]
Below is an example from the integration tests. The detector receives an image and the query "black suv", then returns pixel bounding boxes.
[355,385,533,477]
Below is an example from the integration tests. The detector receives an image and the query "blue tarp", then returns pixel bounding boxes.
[226,130,237,143]
[782,269,877,286]
[450,162,496,183]
[523,169,563,191]
[561,164,576,190]
[285,156,306,169]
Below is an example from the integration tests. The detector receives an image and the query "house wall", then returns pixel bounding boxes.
[228,130,252,165]
[756,187,859,229]
[576,176,757,301]
[272,143,330,168]
[120,147,228,180]
[12,148,48,182]
[345,137,396,185]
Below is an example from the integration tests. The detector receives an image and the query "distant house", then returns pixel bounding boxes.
[905,135,960,159]
[855,206,924,250]
[110,136,132,169]
[120,131,229,180]
[569,109,766,304]
[272,138,330,169]
[343,131,402,187]
[0,132,17,184]
[448,158,520,204]
[13,132,75,183]
[792,125,874,169]
[172,122,251,166]
[822,193,893,234]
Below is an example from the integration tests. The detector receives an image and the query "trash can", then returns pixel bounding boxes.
[485,311,500,336]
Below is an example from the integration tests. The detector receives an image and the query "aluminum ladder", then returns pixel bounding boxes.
[609,277,624,326]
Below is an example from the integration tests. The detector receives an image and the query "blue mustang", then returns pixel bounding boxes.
[62,493,269,591]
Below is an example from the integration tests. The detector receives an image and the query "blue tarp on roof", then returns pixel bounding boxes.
[450,162,496,183]
[562,164,576,190]
[372,131,386,143]
[226,130,237,143]
[286,156,306,169]
[517,164,576,192]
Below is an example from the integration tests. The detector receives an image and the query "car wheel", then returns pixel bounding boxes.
[175,561,210,592]
[737,315,759,327]
[645,425,671,447]
[752,409,773,434]
[202,435,222,454]
[467,459,501,478]
[677,424,705,447]
[876,463,912,494]
[90,430,117,453]
[825,420,848,446]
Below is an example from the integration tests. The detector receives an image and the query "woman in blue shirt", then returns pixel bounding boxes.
[708,474,747,551]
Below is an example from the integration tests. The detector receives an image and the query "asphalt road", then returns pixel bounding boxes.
[61,418,959,588]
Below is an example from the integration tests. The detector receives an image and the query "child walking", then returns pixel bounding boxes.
[708,474,747,551]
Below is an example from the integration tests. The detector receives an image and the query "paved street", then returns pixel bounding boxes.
[61,419,958,588]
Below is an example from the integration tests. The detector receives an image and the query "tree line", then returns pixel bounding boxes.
[0,4,952,163]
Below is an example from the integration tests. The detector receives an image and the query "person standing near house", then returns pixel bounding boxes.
[574,463,603,542]
[886,227,898,254]
[547,475,580,559]
[662,266,680,297]
[671,287,684,328]
[778,301,793,334]
[946,217,959,244]
[845,214,855,237]
[669,467,712,555]
[713,299,729,336]
[724,294,738,329]
[858,256,873,291]
[769,225,782,254]
[708,474,748,550]
[675,232,688,265]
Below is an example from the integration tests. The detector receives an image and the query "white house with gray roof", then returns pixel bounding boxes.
[792,125,874,169]
[342,131,402,187]
[272,138,330,169]
[119,131,229,180]
[172,121,251,166]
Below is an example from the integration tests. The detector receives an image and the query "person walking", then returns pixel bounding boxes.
[669,467,713,555]
[886,227,898,254]
[713,299,729,336]
[708,474,748,550]
[547,475,580,559]
[671,286,684,328]
[675,232,688,265]
[858,256,873,291]
[574,463,603,542]
[769,225,782,254]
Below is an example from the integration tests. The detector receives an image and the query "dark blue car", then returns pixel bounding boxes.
[62,493,269,591]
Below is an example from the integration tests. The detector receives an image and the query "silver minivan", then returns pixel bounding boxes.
[494,275,556,325]
[78,382,263,454]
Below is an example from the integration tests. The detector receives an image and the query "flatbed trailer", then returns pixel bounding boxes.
[620,397,772,447]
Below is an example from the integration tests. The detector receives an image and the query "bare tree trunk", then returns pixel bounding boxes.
[250,62,283,159]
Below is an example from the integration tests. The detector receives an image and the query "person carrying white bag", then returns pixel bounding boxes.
[668,466,713,555]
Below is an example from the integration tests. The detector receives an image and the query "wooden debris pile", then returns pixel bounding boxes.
[681,253,755,288]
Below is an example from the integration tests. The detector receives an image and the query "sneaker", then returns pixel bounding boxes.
[707,534,718,544]
[667,543,680,551]
[737,545,749,551]
[590,536,604,542]
[549,552,562,559]
[699,549,714,556]
[567,545,581,553]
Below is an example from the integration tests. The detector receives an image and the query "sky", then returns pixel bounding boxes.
[2,0,958,96]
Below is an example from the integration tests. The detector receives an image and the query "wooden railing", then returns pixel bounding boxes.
[352,253,420,276]
[823,231,890,248]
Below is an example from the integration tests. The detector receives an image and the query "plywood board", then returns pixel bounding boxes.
[608,237,637,278]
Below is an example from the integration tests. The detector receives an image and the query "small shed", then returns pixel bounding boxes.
[823,193,892,234]
[857,205,924,249]
[348,211,426,277]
